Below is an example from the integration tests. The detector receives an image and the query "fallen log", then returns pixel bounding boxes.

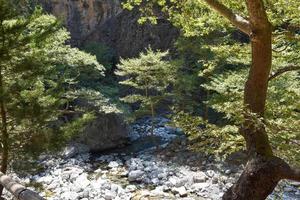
[0,172,45,200]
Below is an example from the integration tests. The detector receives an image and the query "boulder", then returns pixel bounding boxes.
[77,113,129,152]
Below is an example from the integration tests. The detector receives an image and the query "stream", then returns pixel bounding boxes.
[3,116,300,200]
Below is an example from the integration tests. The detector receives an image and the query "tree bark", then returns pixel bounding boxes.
[223,155,292,200]
[200,1,300,198]
[203,0,251,35]
[150,102,155,136]
[0,67,8,197]
[223,0,281,199]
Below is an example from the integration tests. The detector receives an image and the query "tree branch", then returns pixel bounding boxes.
[267,157,300,182]
[204,0,251,35]
[268,65,300,81]
[282,166,300,182]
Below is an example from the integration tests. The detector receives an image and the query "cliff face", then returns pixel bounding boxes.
[40,0,178,57]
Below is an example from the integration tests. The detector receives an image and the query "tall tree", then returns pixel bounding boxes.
[0,2,103,196]
[115,48,174,134]
[124,0,300,199]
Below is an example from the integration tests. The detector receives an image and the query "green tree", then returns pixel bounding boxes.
[83,42,116,72]
[124,0,300,199]
[115,48,175,134]
[0,2,104,196]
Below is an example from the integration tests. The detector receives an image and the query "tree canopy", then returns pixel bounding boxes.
[124,0,300,199]
[0,4,105,196]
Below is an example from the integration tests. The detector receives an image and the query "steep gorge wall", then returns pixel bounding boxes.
[40,0,178,57]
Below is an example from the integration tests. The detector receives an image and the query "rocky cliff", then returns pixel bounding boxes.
[40,0,178,57]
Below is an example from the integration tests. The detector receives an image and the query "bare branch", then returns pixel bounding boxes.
[204,0,251,35]
[268,65,300,81]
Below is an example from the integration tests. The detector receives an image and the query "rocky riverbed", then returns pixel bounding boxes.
[4,117,300,200]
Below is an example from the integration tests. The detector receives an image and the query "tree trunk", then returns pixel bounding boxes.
[223,155,292,200]
[0,101,8,174]
[0,68,8,197]
[221,0,300,199]
[223,0,278,199]
[150,102,155,136]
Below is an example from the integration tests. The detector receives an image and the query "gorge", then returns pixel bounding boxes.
[39,0,179,57]
[0,1,299,200]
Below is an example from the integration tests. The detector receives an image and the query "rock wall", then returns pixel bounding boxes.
[40,0,179,57]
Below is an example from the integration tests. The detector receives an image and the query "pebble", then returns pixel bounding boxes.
[128,170,144,182]
[3,116,299,200]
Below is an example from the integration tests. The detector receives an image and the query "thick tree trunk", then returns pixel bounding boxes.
[241,0,274,156]
[223,156,294,200]
[0,68,8,197]
[0,101,8,175]
[223,0,278,199]
[203,1,300,199]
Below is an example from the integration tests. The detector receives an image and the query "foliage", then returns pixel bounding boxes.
[123,0,300,166]
[81,42,125,113]
[203,69,299,164]
[83,42,116,72]
[172,110,244,157]
[115,48,175,123]
[171,36,219,114]
[123,0,300,36]
[0,4,107,162]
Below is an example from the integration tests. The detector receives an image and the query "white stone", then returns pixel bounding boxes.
[191,182,210,192]
[225,169,232,175]
[125,185,137,192]
[74,174,90,189]
[108,161,120,168]
[104,190,116,200]
[128,170,144,182]
[168,176,179,187]
[206,170,215,178]
[60,191,79,200]
[193,172,207,183]
[172,186,188,197]
[36,175,53,185]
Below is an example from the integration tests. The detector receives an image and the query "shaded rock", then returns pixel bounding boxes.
[62,143,89,158]
[77,113,128,152]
